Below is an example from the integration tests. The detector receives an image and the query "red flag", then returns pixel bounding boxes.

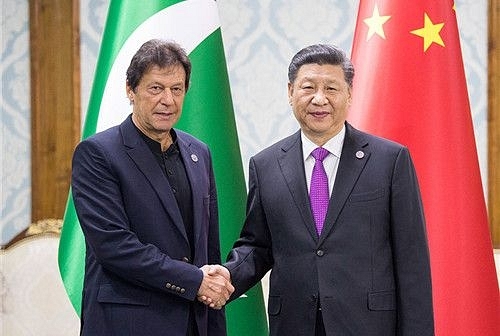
[348,1,499,335]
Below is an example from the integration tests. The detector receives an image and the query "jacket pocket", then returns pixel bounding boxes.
[267,296,282,316]
[97,283,151,306]
[349,188,385,203]
[368,290,396,311]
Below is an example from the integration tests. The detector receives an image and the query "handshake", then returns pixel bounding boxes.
[197,265,234,310]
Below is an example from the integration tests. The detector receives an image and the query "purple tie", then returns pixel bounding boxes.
[310,147,329,235]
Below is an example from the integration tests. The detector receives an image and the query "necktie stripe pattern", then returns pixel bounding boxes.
[310,147,329,235]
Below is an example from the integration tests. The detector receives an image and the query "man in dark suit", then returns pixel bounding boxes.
[71,39,233,336]
[210,44,434,335]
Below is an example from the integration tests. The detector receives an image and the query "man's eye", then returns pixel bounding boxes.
[149,86,163,94]
[171,87,184,95]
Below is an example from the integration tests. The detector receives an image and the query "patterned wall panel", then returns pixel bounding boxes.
[1,0,31,245]
[0,0,489,245]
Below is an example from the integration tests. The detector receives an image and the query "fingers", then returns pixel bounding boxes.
[197,264,234,309]
[209,265,231,279]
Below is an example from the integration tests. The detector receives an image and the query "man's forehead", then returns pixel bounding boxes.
[145,63,185,75]
[295,64,345,80]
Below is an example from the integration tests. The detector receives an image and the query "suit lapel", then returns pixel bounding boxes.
[319,123,371,243]
[120,117,188,242]
[278,131,319,241]
[177,135,204,249]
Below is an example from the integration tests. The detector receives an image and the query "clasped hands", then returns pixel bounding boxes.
[197,265,233,310]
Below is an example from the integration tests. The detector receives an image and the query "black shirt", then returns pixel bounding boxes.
[136,127,195,257]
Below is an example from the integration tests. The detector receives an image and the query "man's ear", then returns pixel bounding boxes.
[287,82,294,105]
[126,84,134,104]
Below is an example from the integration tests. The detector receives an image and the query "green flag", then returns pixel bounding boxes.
[58,1,268,334]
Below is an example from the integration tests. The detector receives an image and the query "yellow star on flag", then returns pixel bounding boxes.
[363,4,391,40]
[410,13,445,51]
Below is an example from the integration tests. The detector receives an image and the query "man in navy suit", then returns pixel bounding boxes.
[72,39,233,336]
[206,44,434,335]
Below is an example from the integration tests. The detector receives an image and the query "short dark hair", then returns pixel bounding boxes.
[126,39,192,92]
[288,44,354,88]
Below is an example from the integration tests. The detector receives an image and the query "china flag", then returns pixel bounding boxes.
[348,1,499,335]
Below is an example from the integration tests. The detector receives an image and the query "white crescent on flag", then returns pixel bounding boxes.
[97,0,220,132]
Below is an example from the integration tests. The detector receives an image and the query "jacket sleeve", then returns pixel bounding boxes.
[390,147,434,335]
[224,157,274,300]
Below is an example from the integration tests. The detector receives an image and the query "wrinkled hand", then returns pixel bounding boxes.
[197,265,233,309]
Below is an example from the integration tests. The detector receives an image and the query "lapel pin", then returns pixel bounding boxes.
[355,150,365,159]
[191,154,198,162]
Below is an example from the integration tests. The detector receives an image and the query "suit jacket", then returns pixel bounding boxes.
[225,123,434,336]
[72,115,225,336]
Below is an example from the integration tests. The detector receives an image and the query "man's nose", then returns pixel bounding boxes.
[311,89,328,105]
[160,89,175,104]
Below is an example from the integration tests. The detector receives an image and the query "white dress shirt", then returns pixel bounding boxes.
[302,125,346,197]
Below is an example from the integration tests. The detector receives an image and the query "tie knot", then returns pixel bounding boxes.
[312,147,329,162]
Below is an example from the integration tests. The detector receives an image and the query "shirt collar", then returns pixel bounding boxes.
[134,124,178,154]
[301,124,346,161]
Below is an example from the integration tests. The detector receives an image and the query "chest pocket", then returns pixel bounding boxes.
[349,188,385,204]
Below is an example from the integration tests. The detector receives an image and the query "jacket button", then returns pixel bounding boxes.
[166,283,172,289]
[180,288,186,294]
[182,257,191,263]
[316,249,324,257]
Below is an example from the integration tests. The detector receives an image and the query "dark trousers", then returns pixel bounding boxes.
[186,304,199,336]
